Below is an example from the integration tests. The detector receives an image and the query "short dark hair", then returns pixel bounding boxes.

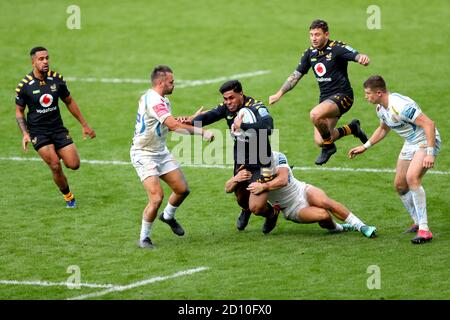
[151,65,173,84]
[363,75,387,92]
[30,46,48,57]
[219,80,242,94]
[309,19,328,32]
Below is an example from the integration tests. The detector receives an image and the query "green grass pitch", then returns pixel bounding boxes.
[0,0,449,300]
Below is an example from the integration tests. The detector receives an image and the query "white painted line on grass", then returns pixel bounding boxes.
[0,279,113,289]
[65,70,271,88]
[67,266,209,300]
[1,156,449,175]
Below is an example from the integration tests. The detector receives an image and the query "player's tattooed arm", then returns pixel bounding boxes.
[269,70,303,105]
[281,70,303,94]
[16,117,27,132]
[16,105,31,151]
[15,105,28,133]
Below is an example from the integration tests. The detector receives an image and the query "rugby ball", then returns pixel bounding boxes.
[231,108,257,138]
[237,107,257,124]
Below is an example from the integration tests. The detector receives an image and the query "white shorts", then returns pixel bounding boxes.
[399,140,441,160]
[130,150,180,182]
[281,183,311,223]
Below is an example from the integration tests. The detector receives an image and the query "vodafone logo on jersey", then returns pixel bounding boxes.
[314,63,327,77]
[39,94,53,108]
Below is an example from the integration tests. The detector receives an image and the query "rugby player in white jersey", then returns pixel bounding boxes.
[240,151,377,238]
[130,65,214,249]
[349,75,441,244]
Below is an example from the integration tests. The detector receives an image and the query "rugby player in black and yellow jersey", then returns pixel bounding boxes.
[270,19,370,165]
[15,47,96,208]
[179,80,279,234]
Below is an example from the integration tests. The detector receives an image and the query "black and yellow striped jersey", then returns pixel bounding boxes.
[15,70,71,135]
[296,39,359,102]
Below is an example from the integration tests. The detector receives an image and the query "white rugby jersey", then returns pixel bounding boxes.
[131,89,172,154]
[376,93,440,145]
[267,151,305,209]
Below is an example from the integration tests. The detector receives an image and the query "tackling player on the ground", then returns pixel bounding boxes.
[269,19,370,165]
[349,75,441,244]
[241,151,377,238]
[15,46,96,208]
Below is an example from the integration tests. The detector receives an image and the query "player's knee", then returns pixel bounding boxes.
[150,195,164,208]
[249,202,266,215]
[394,181,408,194]
[48,162,62,173]
[309,110,317,122]
[309,109,321,123]
[66,161,80,170]
[406,175,421,189]
[317,208,330,221]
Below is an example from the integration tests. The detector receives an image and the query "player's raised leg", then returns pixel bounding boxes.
[335,119,368,144]
[57,143,80,170]
[310,101,339,165]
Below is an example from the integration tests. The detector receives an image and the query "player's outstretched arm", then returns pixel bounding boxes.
[269,71,303,105]
[355,54,370,66]
[348,123,389,159]
[247,167,288,195]
[164,116,214,141]
[176,106,206,124]
[62,96,96,139]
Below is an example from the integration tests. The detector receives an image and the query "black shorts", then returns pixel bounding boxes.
[234,163,275,184]
[30,130,74,151]
[326,93,354,115]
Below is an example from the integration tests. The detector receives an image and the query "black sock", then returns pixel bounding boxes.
[61,186,70,195]
[337,124,352,139]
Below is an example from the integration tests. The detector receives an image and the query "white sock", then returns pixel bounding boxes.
[140,219,152,241]
[410,186,429,231]
[332,223,344,232]
[399,191,418,225]
[163,203,178,220]
[345,213,365,231]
